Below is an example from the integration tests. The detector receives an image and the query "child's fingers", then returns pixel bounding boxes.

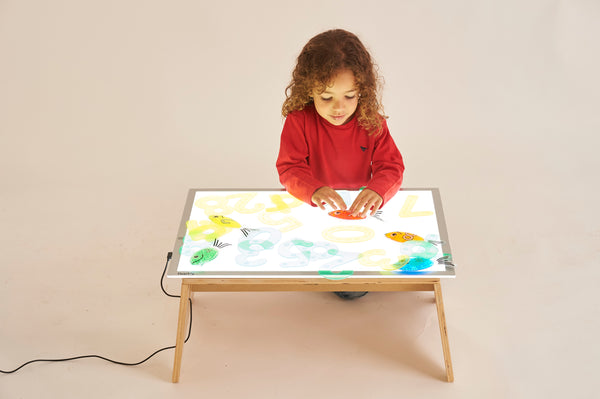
[322,193,346,210]
[312,187,347,210]
[330,192,347,210]
[368,200,382,216]
[350,189,382,216]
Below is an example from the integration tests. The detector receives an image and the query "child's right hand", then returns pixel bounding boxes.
[311,187,347,211]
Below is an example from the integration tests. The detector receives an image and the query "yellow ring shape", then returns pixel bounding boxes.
[194,195,233,216]
[226,192,265,214]
[322,225,375,243]
[358,249,393,269]
[258,211,303,233]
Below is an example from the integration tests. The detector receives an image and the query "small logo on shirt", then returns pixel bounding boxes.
[360,146,368,152]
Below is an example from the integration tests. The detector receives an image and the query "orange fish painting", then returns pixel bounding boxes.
[385,232,425,243]
[328,210,366,220]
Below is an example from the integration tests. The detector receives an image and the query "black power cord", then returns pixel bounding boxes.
[0,252,192,374]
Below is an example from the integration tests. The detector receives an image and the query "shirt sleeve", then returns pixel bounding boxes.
[364,120,405,205]
[275,113,325,205]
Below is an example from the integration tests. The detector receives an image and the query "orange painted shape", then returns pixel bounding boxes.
[384,231,425,243]
[328,210,366,220]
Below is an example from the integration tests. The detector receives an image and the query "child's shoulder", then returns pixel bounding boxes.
[285,103,318,126]
[287,103,316,118]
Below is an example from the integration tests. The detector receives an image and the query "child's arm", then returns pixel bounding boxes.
[362,120,405,206]
[276,114,326,206]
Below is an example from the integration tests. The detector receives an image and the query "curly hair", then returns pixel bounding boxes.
[282,29,386,135]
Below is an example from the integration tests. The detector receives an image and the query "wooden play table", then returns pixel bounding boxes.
[167,189,455,382]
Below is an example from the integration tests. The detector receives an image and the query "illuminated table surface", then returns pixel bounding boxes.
[167,188,455,382]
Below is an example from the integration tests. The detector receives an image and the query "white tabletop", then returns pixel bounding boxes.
[167,188,455,279]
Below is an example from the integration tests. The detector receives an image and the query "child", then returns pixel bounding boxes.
[276,29,405,300]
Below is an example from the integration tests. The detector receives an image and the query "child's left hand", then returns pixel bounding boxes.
[349,189,383,218]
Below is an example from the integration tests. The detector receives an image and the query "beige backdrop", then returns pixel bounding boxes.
[1,1,599,398]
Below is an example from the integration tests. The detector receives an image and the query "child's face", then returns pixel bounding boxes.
[312,69,359,126]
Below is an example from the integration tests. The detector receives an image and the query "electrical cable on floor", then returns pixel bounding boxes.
[0,252,192,374]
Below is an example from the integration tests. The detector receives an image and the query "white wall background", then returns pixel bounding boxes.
[1,1,599,397]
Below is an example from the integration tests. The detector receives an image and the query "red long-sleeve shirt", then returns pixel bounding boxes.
[276,104,405,206]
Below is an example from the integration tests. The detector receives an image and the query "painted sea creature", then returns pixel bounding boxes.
[209,215,253,237]
[328,209,383,221]
[189,239,230,266]
[190,247,218,265]
[209,215,242,228]
[328,210,365,220]
[385,231,425,243]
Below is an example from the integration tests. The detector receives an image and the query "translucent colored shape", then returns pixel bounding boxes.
[323,251,357,268]
[278,240,310,267]
[291,239,313,247]
[236,227,281,267]
[181,242,206,256]
[307,241,338,261]
[425,233,441,242]
[258,211,303,232]
[319,247,358,278]
[187,220,230,242]
[278,239,338,268]
[318,270,354,280]
[265,194,303,213]
[401,257,433,271]
[194,195,234,216]
[239,240,275,251]
[358,249,392,269]
[398,195,434,217]
[226,192,265,214]
[238,228,282,252]
[322,225,375,243]
[235,252,267,267]
[396,240,439,260]
[391,255,411,269]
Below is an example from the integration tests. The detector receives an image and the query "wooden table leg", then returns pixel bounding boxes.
[433,281,454,382]
[172,281,191,383]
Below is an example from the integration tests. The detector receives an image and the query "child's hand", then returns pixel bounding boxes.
[311,187,347,211]
[349,189,382,218]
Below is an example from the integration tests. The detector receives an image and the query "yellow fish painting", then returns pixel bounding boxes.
[209,215,253,237]
[385,231,424,243]
[209,215,242,228]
